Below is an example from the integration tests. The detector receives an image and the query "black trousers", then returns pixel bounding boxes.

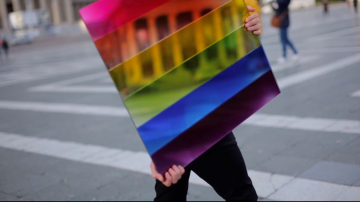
[154,132,258,201]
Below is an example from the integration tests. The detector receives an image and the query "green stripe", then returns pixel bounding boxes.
[120,26,261,127]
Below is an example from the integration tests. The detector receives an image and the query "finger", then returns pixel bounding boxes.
[153,173,164,182]
[169,168,179,184]
[246,18,260,28]
[150,163,164,182]
[172,166,182,180]
[253,30,262,35]
[245,13,258,22]
[178,166,185,175]
[247,5,255,12]
[164,172,172,187]
[247,24,262,32]
[253,23,262,31]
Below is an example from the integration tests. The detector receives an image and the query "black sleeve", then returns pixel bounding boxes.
[277,0,290,7]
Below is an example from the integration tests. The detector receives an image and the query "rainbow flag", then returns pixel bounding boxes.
[80,0,280,174]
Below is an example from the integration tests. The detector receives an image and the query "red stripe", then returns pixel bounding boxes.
[79,0,171,41]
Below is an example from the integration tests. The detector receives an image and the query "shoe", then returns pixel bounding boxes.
[291,54,300,61]
[277,57,286,64]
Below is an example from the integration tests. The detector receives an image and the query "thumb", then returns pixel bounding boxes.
[247,5,256,12]
[151,162,164,182]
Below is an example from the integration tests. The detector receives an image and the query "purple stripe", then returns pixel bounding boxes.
[151,71,280,174]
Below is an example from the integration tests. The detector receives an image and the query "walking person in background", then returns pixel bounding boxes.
[0,39,2,61]
[354,0,358,13]
[1,38,9,60]
[271,0,299,64]
[323,0,329,15]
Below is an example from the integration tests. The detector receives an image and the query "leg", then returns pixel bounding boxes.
[280,28,287,58]
[4,49,8,60]
[325,3,329,14]
[154,168,191,201]
[283,27,298,55]
[189,132,258,201]
[355,0,358,12]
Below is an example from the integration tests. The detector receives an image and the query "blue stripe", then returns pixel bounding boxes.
[139,46,272,155]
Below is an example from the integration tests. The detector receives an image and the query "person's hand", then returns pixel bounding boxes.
[151,162,185,187]
[245,6,262,35]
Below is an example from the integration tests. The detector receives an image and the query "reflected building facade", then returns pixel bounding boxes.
[93,0,258,99]
[0,0,95,33]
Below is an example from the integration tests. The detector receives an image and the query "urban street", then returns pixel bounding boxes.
[0,3,360,201]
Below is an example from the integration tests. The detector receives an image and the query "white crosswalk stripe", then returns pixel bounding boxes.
[244,114,360,134]
[0,58,103,88]
[271,56,319,72]
[31,86,117,93]
[277,53,360,89]
[308,26,360,42]
[0,131,359,200]
[268,178,351,201]
[29,73,110,93]
[0,101,129,117]
[0,101,359,135]
[351,90,360,97]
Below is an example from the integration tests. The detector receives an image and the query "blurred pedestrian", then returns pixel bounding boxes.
[150,6,262,202]
[354,0,358,13]
[323,0,329,15]
[1,38,9,60]
[271,0,299,64]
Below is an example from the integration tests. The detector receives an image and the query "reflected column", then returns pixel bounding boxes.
[64,0,75,23]
[39,0,47,10]
[148,17,163,77]
[0,0,10,32]
[51,0,62,24]
[12,0,22,12]
[168,14,183,67]
[25,0,35,11]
